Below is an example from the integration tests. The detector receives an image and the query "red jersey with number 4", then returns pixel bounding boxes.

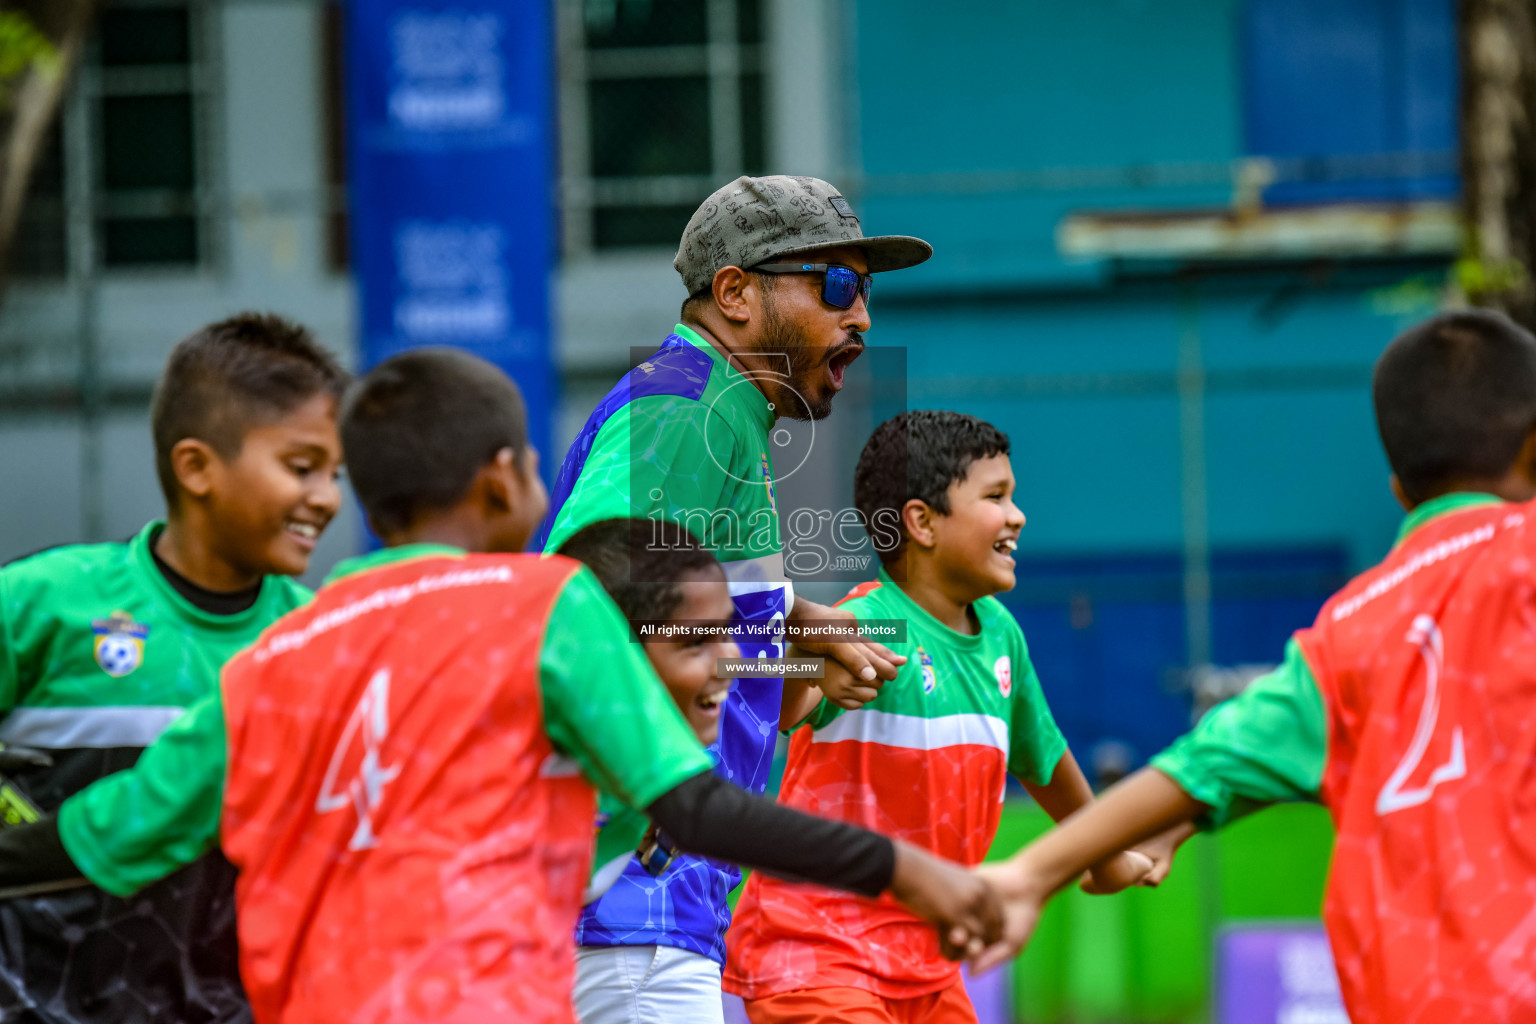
[1296,500,1536,1024]
[218,554,596,1024]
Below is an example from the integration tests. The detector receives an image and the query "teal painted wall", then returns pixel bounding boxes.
[853,0,1243,287]
[862,276,1417,574]
[850,0,1444,575]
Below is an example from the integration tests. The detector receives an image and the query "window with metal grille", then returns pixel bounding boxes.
[558,0,767,254]
[12,0,210,278]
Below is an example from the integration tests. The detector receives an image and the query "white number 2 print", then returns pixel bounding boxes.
[1375,615,1466,816]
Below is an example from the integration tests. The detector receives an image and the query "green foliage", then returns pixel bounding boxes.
[0,11,56,101]
[1453,255,1530,301]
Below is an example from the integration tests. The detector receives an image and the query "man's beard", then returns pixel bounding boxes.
[755,303,858,422]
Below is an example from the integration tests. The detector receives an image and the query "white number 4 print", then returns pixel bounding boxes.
[1376,615,1466,816]
[316,668,402,849]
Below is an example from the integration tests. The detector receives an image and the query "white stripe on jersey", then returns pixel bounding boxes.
[811,709,1010,757]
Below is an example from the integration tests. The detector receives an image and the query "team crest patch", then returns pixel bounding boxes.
[994,655,1012,697]
[760,452,777,514]
[92,611,149,678]
[918,646,937,693]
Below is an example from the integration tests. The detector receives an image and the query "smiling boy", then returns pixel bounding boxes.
[0,312,346,1023]
[559,517,982,1024]
[557,518,737,1021]
[0,351,1002,1024]
[725,411,1172,1024]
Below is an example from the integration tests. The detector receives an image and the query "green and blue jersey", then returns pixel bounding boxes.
[545,324,790,965]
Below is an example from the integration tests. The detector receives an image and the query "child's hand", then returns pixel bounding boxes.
[1078,849,1154,895]
[817,658,884,710]
[965,862,1047,975]
[1127,821,1196,888]
[789,599,906,684]
[888,843,1003,960]
[779,645,884,729]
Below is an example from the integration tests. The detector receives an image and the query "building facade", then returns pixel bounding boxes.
[0,0,1458,762]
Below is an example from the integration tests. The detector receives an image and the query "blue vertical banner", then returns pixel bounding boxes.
[347,0,554,467]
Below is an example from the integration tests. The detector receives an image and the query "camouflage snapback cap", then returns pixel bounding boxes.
[674,175,933,295]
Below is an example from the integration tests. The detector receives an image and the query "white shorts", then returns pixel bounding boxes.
[574,944,726,1024]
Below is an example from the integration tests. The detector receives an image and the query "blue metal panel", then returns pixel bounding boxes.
[1243,0,1458,203]
[1005,547,1345,767]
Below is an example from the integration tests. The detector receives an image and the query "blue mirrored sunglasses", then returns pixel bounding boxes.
[751,262,873,309]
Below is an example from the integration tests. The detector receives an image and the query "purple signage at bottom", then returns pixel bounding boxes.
[962,962,1011,1023]
[1216,924,1348,1024]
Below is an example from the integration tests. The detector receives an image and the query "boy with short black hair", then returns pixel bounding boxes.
[971,310,1536,1024]
[0,350,1001,1024]
[727,410,1172,1024]
[559,518,741,1022]
[0,312,347,1023]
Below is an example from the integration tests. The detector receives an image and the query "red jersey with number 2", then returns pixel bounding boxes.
[1296,500,1536,1024]
[218,553,595,1024]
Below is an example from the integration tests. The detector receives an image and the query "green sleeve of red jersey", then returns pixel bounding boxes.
[55,692,227,896]
[0,570,19,713]
[1150,637,1327,829]
[544,396,737,552]
[1006,631,1069,786]
[539,567,714,809]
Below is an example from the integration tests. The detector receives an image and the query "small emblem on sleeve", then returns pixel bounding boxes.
[994,655,1012,697]
[919,646,936,693]
[760,452,777,514]
[91,612,150,678]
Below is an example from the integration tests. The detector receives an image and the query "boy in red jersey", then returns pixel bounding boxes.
[0,350,1001,1024]
[725,411,1178,1024]
[972,310,1536,1024]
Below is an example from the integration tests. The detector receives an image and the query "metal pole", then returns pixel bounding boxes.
[1178,279,1212,669]
[706,0,742,179]
[76,284,102,541]
[1177,278,1222,1004]
[65,51,102,541]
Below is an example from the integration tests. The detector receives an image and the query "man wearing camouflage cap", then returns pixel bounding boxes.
[673,174,931,419]
[542,175,933,1024]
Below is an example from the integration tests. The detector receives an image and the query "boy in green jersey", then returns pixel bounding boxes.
[727,411,1181,1024]
[0,312,347,1023]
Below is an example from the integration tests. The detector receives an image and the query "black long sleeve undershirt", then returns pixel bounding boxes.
[0,814,81,889]
[645,771,895,898]
[0,776,899,901]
